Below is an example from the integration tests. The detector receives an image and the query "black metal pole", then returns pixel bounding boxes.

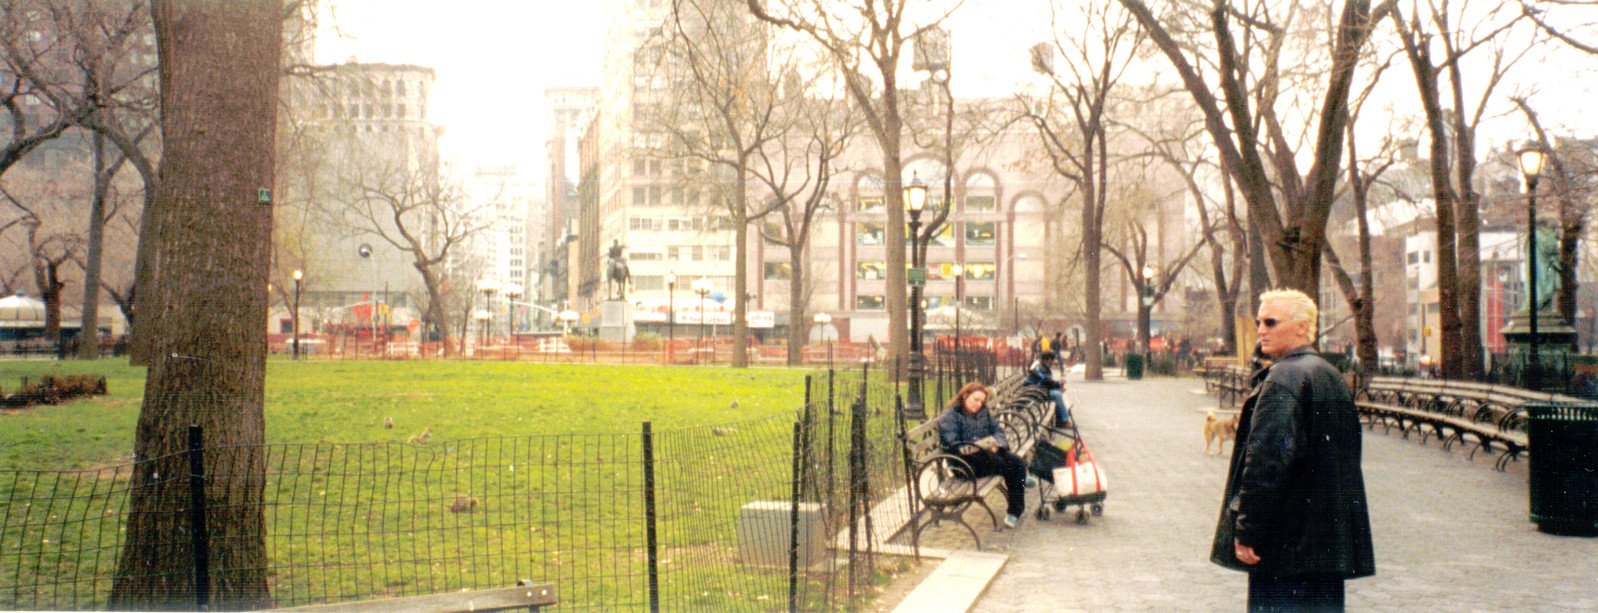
[667,282,675,364]
[907,214,925,418]
[642,421,660,612]
[788,421,802,613]
[292,278,301,360]
[1528,186,1542,390]
[186,426,211,611]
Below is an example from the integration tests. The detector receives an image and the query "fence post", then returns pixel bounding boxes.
[788,421,802,613]
[642,422,660,613]
[186,425,211,611]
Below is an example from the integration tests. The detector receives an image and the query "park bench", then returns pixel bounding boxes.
[1194,355,1237,380]
[1206,365,1252,407]
[1355,376,1587,471]
[272,582,557,612]
[899,371,1053,549]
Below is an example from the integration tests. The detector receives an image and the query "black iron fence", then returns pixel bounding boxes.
[2,353,1006,612]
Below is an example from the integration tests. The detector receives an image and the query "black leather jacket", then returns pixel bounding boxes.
[1210,346,1376,578]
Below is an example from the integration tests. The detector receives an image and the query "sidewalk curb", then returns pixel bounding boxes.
[890,550,1008,613]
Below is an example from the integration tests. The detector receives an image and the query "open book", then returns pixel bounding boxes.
[972,435,1000,451]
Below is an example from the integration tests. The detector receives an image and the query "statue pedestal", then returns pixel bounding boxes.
[599,300,635,342]
[1500,307,1579,355]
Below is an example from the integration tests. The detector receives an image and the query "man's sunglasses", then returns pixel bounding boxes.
[1256,317,1281,328]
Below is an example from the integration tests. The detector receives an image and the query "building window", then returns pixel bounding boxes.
[915,222,954,247]
[965,195,996,212]
[633,188,646,207]
[965,222,996,246]
[856,222,885,246]
[634,276,664,291]
[632,251,663,261]
[711,246,731,260]
[764,262,792,280]
[964,296,993,311]
[509,259,522,268]
[857,261,886,280]
[633,159,646,177]
[691,246,704,261]
[1406,252,1418,265]
[858,196,883,212]
[667,246,682,260]
[397,103,406,117]
[649,187,662,206]
[856,295,885,310]
[963,263,996,281]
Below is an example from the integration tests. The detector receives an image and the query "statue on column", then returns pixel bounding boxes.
[1526,227,1561,312]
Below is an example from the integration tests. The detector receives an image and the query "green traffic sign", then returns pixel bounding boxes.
[908,268,927,287]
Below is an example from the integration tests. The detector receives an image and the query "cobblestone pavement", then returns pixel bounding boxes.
[968,375,1598,612]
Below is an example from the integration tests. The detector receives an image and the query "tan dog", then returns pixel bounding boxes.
[1203,411,1240,456]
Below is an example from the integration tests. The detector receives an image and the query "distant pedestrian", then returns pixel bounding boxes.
[1211,289,1375,612]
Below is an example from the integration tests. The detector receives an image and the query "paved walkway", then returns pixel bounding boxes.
[964,375,1598,612]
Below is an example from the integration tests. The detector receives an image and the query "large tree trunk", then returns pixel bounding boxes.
[79,131,113,359]
[109,1,281,609]
[418,266,454,356]
[881,129,907,379]
[732,165,749,368]
[786,243,805,366]
[1449,72,1486,379]
[1082,145,1104,380]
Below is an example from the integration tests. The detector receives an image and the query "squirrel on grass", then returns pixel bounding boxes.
[449,495,479,513]
[407,427,432,444]
[382,417,394,429]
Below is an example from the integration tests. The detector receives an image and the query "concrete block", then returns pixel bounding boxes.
[736,500,826,568]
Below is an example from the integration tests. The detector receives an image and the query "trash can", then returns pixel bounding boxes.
[1125,353,1145,380]
[1527,402,1598,536]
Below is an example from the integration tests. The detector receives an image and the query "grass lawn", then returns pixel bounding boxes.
[0,359,808,469]
[1,359,818,609]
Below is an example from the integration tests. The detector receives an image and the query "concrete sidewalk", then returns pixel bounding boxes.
[959,377,1598,611]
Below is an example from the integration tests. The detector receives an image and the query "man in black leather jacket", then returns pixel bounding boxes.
[1211,290,1375,612]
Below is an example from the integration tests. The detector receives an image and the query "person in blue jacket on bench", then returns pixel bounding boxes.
[1027,351,1071,428]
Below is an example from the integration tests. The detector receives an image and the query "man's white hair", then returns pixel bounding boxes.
[1260,288,1318,339]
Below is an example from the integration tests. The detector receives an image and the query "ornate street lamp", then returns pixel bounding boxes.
[904,173,930,418]
[813,311,834,368]
[476,278,500,348]
[292,269,303,360]
[692,278,714,364]
[1517,141,1547,389]
[504,282,524,336]
[666,271,677,364]
[951,263,965,358]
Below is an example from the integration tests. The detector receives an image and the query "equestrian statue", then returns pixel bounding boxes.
[606,240,630,301]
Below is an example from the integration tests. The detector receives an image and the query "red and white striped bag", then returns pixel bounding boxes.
[1052,442,1107,497]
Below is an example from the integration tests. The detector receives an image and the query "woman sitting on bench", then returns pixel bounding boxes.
[939,382,1035,529]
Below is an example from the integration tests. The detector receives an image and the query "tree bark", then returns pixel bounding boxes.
[732,164,749,367]
[110,0,281,608]
[786,242,805,366]
[79,130,115,359]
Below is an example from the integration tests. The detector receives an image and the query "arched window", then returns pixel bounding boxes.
[964,172,997,212]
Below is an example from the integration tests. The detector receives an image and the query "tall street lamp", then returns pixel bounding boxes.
[814,311,834,368]
[951,263,965,357]
[292,269,303,360]
[904,173,930,418]
[692,278,713,364]
[477,277,500,346]
[504,282,524,337]
[473,309,491,352]
[1006,252,1028,336]
[666,271,677,364]
[1517,141,1546,389]
[1140,266,1157,358]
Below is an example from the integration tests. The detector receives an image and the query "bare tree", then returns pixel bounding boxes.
[1391,0,1531,379]
[334,147,491,357]
[1017,0,1144,380]
[753,79,859,365]
[111,0,281,608]
[746,0,962,379]
[1129,106,1248,356]
[652,0,799,367]
[1120,0,1395,297]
